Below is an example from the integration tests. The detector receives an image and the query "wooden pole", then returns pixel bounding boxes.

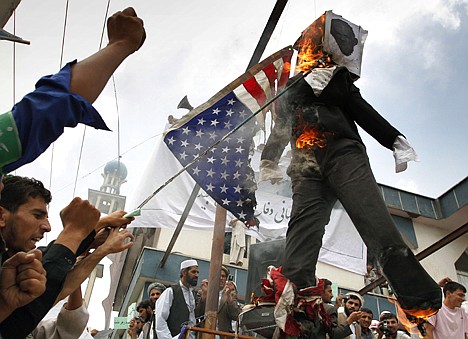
[202,2,289,338]
[203,205,228,339]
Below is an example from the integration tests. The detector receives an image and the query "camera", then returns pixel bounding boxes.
[379,320,391,337]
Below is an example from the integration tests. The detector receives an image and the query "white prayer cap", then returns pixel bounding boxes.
[345,291,364,307]
[180,259,198,270]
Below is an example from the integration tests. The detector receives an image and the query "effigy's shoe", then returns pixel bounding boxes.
[379,246,442,316]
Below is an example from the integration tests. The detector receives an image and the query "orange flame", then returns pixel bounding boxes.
[295,14,334,73]
[295,126,328,150]
[388,297,438,337]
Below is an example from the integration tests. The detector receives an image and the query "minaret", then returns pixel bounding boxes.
[87,159,128,328]
[88,159,127,214]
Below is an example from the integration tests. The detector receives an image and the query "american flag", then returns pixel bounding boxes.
[164,47,293,222]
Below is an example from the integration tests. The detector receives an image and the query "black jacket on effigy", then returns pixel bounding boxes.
[261,67,402,164]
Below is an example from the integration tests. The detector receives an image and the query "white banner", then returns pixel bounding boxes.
[127,136,366,275]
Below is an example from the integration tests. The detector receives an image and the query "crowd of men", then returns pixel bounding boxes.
[126,261,467,339]
[128,260,242,339]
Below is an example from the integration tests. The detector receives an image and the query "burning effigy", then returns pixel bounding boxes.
[258,10,442,338]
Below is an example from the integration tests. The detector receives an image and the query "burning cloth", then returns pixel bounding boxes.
[260,10,442,324]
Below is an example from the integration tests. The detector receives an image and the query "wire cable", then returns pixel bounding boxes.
[48,0,71,191]
[72,0,113,197]
[52,132,162,195]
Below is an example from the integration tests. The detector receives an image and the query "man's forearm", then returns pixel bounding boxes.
[55,248,106,302]
[69,42,133,104]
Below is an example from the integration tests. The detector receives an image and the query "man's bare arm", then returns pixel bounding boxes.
[69,7,146,103]
[56,227,134,302]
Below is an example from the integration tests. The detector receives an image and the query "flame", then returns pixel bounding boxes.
[387,297,438,337]
[295,126,328,150]
[295,14,334,73]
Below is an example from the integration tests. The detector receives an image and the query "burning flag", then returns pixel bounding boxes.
[164,47,293,223]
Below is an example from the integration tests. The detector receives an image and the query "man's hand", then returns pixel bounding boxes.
[107,7,146,54]
[95,210,134,232]
[60,197,101,237]
[199,279,208,301]
[224,281,237,303]
[334,293,344,308]
[94,226,134,257]
[127,318,138,339]
[56,197,100,254]
[0,250,46,321]
[347,311,362,325]
[437,277,452,287]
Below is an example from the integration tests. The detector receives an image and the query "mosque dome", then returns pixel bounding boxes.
[104,160,128,179]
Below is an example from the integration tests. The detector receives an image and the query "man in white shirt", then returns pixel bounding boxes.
[425,281,468,339]
[155,259,200,339]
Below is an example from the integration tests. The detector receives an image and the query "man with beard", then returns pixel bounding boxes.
[147,282,166,308]
[155,259,200,339]
[336,292,364,339]
[136,299,155,339]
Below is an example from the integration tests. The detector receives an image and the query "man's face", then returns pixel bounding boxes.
[0,196,50,255]
[220,270,228,290]
[381,318,399,335]
[344,297,361,315]
[149,288,162,304]
[359,312,373,329]
[446,289,466,308]
[323,285,333,303]
[183,266,199,287]
[138,307,151,322]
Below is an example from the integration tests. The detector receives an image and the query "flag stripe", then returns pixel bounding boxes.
[233,85,260,113]
[242,76,267,107]
[256,64,277,101]
[277,54,292,89]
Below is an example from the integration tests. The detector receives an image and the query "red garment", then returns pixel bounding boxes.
[258,266,332,337]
